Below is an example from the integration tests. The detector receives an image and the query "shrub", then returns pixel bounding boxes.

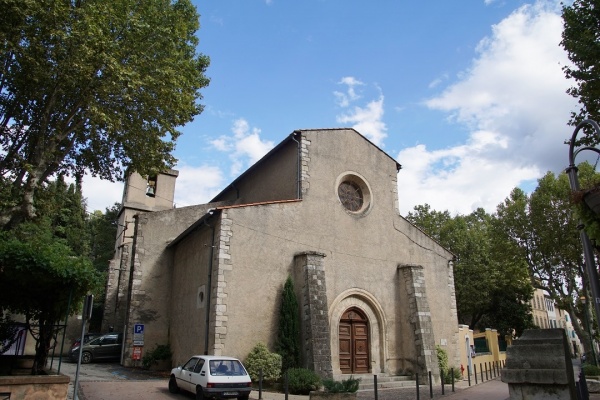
[276,277,300,373]
[442,366,462,384]
[583,363,600,377]
[322,376,361,393]
[244,342,282,383]
[435,345,461,383]
[141,344,172,369]
[286,368,322,395]
[436,345,449,374]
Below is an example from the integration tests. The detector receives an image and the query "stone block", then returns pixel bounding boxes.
[501,329,576,400]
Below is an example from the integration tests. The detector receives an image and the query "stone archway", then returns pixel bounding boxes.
[329,289,387,376]
[339,307,370,374]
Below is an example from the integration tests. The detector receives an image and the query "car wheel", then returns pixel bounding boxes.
[238,395,249,400]
[195,386,204,400]
[81,351,92,364]
[168,376,180,394]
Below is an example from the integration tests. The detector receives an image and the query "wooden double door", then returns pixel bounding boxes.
[339,307,370,374]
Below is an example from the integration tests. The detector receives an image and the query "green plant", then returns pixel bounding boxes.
[244,342,282,383]
[141,344,172,369]
[583,363,600,377]
[276,277,300,373]
[435,345,461,383]
[322,376,361,393]
[443,367,463,384]
[436,345,449,374]
[286,368,322,395]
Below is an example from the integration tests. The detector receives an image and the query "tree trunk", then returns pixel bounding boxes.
[31,320,54,375]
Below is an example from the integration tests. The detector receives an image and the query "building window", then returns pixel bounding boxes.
[336,172,372,216]
[338,181,363,211]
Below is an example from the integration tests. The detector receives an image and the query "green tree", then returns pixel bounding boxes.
[407,205,534,336]
[35,176,89,256]
[561,0,600,143]
[495,165,600,357]
[87,203,119,273]
[0,0,210,229]
[0,222,102,374]
[85,203,119,330]
[276,276,300,372]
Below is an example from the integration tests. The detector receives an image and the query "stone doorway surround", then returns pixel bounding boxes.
[329,289,387,377]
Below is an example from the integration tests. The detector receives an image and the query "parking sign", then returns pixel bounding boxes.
[133,324,144,346]
[134,324,144,334]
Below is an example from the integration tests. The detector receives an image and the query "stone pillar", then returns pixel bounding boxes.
[398,264,439,385]
[294,251,333,379]
[501,329,576,400]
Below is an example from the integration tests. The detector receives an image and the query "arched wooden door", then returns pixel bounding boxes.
[339,307,370,374]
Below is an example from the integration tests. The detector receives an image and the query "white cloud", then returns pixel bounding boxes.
[335,78,388,146]
[334,76,364,107]
[81,175,123,213]
[337,95,387,146]
[397,1,578,215]
[173,164,224,207]
[211,118,275,177]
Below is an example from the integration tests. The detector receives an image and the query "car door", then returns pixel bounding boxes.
[176,357,199,393]
[94,334,120,359]
[188,357,207,391]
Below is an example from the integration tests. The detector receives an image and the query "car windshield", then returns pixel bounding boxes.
[209,359,247,376]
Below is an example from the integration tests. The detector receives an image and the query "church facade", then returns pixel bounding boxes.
[102,128,459,382]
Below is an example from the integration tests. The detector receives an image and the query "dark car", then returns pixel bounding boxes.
[69,332,123,363]
[69,332,102,352]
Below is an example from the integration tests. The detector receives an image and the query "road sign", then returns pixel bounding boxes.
[133,324,145,346]
[132,346,142,360]
[134,324,144,334]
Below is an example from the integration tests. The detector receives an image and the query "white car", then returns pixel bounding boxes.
[169,355,252,400]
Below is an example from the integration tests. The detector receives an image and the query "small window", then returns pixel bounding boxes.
[338,181,363,211]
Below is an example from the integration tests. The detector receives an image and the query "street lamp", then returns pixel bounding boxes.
[566,119,600,352]
[580,295,597,365]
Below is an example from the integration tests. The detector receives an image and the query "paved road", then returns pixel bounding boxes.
[56,358,510,400]
[55,357,600,400]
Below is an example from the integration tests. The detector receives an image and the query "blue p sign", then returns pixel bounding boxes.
[134,324,144,334]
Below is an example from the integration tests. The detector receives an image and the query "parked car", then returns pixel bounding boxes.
[68,332,102,353]
[169,355,252,400]
[69,332,123,364]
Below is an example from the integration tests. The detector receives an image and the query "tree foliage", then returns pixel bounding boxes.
[0,0,210,228]
[276,276,300,372]
[495,163,600,359]
[0,222,103,373]
[561,0,600,143]
[406,205,534,336]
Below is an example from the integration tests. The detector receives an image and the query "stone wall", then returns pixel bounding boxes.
[0,374,69,400]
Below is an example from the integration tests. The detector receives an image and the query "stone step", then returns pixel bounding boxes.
[333,374,415,391]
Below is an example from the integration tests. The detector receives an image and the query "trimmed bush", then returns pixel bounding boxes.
[286,368,322,395]
[244,342,282,383]
[322,376,361,393]
[583,363,600,377]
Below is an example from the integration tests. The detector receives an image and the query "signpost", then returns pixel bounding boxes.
[133,323,144,346]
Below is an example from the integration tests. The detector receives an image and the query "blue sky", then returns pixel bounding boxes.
[84,0,581,216]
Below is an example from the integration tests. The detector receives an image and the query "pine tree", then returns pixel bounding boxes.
[276,276,300,372]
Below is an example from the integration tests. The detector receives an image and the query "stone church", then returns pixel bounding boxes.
[102,128,459,382]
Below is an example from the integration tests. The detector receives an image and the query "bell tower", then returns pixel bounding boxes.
[102,169,179,333]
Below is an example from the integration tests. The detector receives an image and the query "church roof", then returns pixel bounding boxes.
[210,128,401,203]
